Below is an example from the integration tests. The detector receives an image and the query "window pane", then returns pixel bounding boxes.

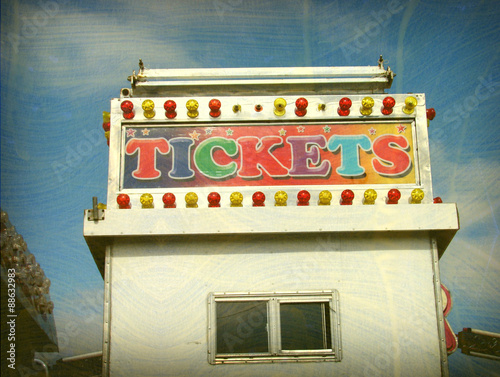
[280,302,331,350]
[216,301,268,354]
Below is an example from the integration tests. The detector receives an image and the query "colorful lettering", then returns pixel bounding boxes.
[122,124,416,188]
[168,137,195,179]
[327,135,371,177]
[194,137,238,179]
[287,135,331,177]
[371,135,412,177]
[125,138,169,179]
[237,136,289,178]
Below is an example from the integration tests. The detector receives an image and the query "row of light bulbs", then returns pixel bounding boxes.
[117,96,433,120]
[116,188,440,209]
[1,210,54,315]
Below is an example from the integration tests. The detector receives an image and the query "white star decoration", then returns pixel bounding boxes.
[368,127,376,135]
[142,128,150,136]
[279,128,286,136]
[126,129,136,137]
[226,128,234,136]
[297,126,305,133]
[323,126,331,133]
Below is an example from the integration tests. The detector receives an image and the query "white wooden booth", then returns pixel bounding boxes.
[84,61,459,377]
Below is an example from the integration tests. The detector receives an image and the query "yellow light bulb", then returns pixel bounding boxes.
[142,99,155,111]
[102,111,110,122]
[411,188,424,204]
[360,97,374,116]
[274,190,288,206]
[185,192,198,208]
[140,193,154,208]
[274,98,286,116]
[141,100,156,119]
[363,189,377,205]
[318,190,332,205]
[230,192,243,207]
[186,99,199,118]
[403,96,417,114]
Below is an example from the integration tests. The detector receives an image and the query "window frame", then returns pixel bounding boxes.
[207,290,341,364]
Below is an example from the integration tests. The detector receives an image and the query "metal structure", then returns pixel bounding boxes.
[85,58,459,376]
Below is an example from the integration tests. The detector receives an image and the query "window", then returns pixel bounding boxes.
[207,290,341,364]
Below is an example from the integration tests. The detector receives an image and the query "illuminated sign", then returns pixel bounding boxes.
[121,123,416,189]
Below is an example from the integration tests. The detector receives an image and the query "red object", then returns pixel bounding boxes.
[441,284,458,355]
[382,96,396,115]
[117,194,131,209]
[123,111,135,120]
[102,122,110,132]
[387,188,401,204]
[207,192,221,207]
[126,139,170,179]
[297,190,310,206]
[337,97,352,116]
[252,191,266,206]
[162,193,176,208]
[434,197,443,203]
[255,104,263,112]
[340,189,354,205]
[295,97,308,117]
[427,108,436,120]
[209,99,221,118]
[164,100,177,119]
[121,100,134,113]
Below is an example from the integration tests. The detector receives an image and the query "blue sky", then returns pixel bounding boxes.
[1,0,499,375]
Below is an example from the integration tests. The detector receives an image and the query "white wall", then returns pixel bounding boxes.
[107,232,443,377]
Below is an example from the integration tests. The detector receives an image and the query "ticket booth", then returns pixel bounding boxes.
[84,59,459,377]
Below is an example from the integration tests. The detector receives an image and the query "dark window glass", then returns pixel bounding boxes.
[216,301,268,354]
[280,302,331,350]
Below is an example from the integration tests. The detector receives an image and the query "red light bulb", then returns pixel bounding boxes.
[102,122,110,132]
[121,100,135,119]
[207,192,221,207]
[121,100,134,113]
[164,100,177,119]
[117,193,131,209]
[252,191,266,207]
[295,97,308,117]
[382,97,395,115]
[209,99,221,118]
[387,189,401,204]
[339,98,351,109]
[341,189,354,205]
[338,97,352,116]
[433,197,443,204]
[162,193,176,208]
[297,190,311,206]
[427,108,436,120]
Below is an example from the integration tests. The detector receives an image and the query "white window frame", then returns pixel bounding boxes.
[207,290,341,364]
